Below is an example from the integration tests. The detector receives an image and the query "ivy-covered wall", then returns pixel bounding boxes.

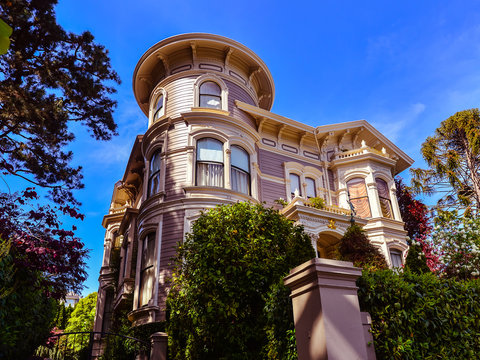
[357,270,480,359]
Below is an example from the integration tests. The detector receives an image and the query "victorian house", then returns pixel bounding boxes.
[93,33,413,333]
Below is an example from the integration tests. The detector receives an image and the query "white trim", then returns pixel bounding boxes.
[194,74,229,111]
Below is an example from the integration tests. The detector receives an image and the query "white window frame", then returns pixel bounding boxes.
[149,87,166,127]
[283,162,323,202]
[193,74,229,111]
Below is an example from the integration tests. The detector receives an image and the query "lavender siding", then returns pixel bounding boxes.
[158,209,185,309]
[258,149,322,178]
[164,153,187,200]
[164,77,195,119]
[224,79,257,129]
[260,179,287,206]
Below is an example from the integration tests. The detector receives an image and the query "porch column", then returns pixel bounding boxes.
[284,258,372,360]
[150,332,168,360]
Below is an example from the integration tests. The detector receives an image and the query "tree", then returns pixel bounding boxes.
[337,223,388,271]
[65,292,97,333]
[411,109,480,212]
[0,244,57,359]
[395,177,439,273]
[0,0,120,205]
[167,202,315,360]
[431,210,480,280]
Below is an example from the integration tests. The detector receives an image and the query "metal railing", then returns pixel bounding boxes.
[34,331,150,360]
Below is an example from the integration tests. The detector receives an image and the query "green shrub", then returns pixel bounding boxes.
[337,224,388,270]
[167,202,315,360]
[357,269,480,359]
[306,197,325,210]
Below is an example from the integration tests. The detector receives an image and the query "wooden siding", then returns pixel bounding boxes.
[260,179,287,206]
[164,152,187,201]
[158,209,185,310]
[224,79,257,129]
[258,148,323,178]
[164,77,196,119]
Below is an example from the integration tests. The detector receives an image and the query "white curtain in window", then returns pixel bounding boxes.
[199,81,221,109]
[197,139,224,187]
[390,250,403,268]
[231,168,249,194]
[231,146,250,194]
[139,234,155,307]
[196,163,224,187]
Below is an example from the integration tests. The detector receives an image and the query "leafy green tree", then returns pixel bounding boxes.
[0,242,57,359]
[0,0,120,206]
[167,202,315,360]
[411,109,480,212]
[65,292,97,333]
[337,223,388,271]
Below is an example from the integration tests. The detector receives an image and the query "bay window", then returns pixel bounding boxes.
[148,149,162,198]
[347,177,371,218]
[231,145,250,195]
[376,178,393,218]
[139,233,155,307]
[196,138,224,187]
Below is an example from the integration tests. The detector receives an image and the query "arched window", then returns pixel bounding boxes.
[196,138,224,187]
[376,178,393,218]
[347,177,371,218]
[152,94,164,121]
[199,81,221,109]
[306,177,316,198]
[139,233,155,307]
[148,149,161,198]
[290,173,301,197]
[231,145,250,195]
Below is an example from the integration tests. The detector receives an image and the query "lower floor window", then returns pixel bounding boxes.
[196,162,224,187]
[390,249,403,268]
[139,233,155,307]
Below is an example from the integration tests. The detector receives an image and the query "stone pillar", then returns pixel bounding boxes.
[284,258,372,360]
[150,332,168,360]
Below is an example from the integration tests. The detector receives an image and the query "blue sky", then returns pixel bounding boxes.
[31,0,480,295]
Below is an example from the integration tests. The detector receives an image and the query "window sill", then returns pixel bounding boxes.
[191,107,230,116]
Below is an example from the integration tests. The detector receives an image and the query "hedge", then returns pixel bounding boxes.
[357,269,480,359]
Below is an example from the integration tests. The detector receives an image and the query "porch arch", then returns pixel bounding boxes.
[317,230,342,259]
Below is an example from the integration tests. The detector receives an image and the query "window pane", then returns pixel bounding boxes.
[347,178,371,218]
[376,178,390,199]
[290,173,301,196]
[390,250,403,268]
[306,178,316,198]
[155,95,163,112]
[200,94,221,109]
[197,138,223,162]
[196,162,224,187]
[150,150,161,174]
[200,81,221,96]
[232,168,249,195]
[231,146,249,172]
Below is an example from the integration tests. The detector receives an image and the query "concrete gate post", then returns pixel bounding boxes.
[284,258,374,360]
[150,332,168,360]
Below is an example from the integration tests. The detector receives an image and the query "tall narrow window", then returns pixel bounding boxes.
[290,173,301,197]
[231,145,250,195]
[122,233,129,279]
[390,249,403,268]
[148,150,162,198]
[306,177,316,198]
[196,138,224,187]
[376,178,393,218]
[199,81,221,109]
[347,178,371,218]
[139,233,155,307]
[153,94,164,121]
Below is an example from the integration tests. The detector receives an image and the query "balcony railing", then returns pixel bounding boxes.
[334,146,389,160]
